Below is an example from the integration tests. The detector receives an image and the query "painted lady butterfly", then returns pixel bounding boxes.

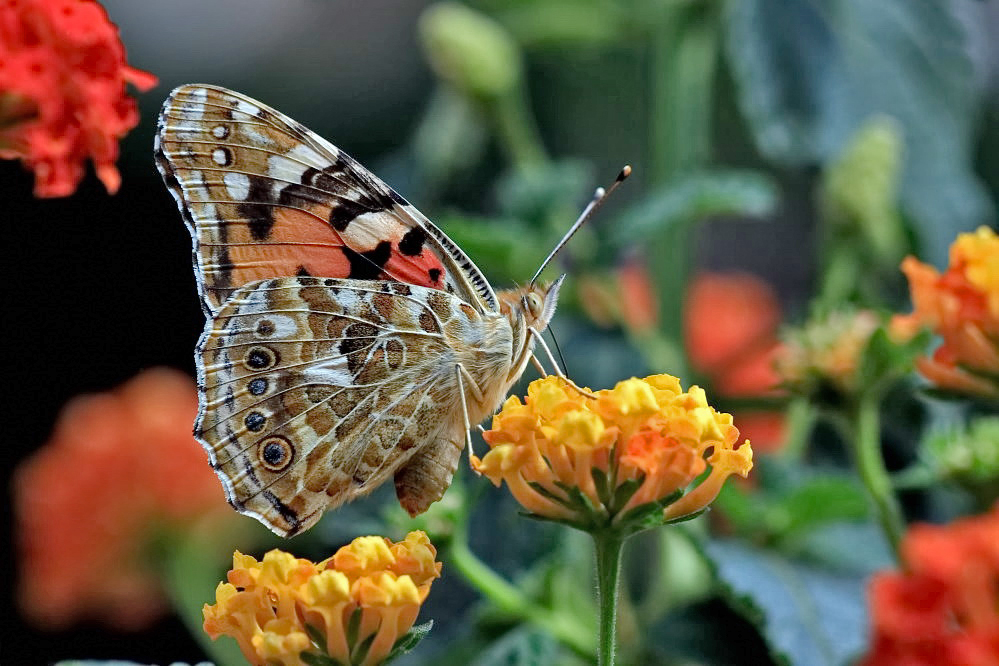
[155,84,627,536]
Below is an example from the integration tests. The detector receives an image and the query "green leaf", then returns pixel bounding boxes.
[856,326,928,394]
[385,620,434,662]
[609,170,777,248]
[724,0,990,264]
[771,477,869,539]
[706,537,880,666]
[470,626,563,666]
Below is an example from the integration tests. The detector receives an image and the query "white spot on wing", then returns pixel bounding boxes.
[212,125,227,138]
[237,100,261,117]
[258,315,298,338]
[224,172,250,200]
[302,355,353,387]
[212,148,228,165]
[286,144,327,169]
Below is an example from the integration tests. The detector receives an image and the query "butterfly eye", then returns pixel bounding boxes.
[525,293,544,318]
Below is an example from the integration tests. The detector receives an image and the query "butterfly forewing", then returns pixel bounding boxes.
[154,84,496,315]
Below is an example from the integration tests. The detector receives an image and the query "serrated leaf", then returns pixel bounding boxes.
[470,626,563,666]
[724,0,990,264]
[609,170,777,248]
[706,538,876,666]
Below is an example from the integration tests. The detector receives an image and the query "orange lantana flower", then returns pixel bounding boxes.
[15,368,231,629]
[204,532,441,666]
[0,0,157,196]
[860,504,999,665]
[892,226,999,399]
[473,375,753,529]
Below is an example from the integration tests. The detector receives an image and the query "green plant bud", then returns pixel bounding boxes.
[820,116,905,260]
[923,418,999,501]
[419,3,522,102]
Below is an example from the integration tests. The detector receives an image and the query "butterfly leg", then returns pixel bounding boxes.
[528,327,594,398]
[455,363,484,470]
[530,354,549,377]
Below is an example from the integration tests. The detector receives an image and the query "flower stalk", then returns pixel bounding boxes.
[849,397,904,559]
[593,529,625,666]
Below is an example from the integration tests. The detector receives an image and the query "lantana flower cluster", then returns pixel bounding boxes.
[473,375,753,530]
[15,368,230,629]
[892,226,999,399]
[861,504,999,665]
[204,532,441,666]
[0,0,157,196]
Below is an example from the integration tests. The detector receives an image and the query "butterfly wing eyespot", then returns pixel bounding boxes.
[154,84,497,314]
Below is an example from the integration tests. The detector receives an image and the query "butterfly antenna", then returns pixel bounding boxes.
[530,165,632,286]
[549,325,569,377]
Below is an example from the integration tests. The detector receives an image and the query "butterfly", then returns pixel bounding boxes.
[155,84,628,537]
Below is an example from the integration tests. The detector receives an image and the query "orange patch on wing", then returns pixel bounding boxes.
[225,207,351,285]
[384,250,446,290]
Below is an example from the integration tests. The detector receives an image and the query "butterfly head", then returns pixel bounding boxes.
[500,274,565,332]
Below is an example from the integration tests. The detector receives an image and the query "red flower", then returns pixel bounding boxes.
[0,0,156,197]
[15,368,231,630]
[684,272,786,452]
[861,505,999,665]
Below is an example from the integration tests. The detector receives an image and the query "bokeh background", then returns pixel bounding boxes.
[5,0,999,664]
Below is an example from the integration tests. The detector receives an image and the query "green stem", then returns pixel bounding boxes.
[780,397,817,462]
[649,1,719,183]
[848,397,905,561]
[491,90,548,171]
[593,530,625,666]
[646,1,719,372]
[448,526,596,656]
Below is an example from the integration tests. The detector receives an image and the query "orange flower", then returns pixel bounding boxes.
[860,504,999,665]
[684,272,786,451]
[892,227,999,399]
[473,375,753,529]
[204,532,441,666]
[15,368,230,629]
[0,0,157,196]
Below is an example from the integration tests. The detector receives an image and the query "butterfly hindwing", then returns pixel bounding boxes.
[154,84,497,316]
[196,276,475,535]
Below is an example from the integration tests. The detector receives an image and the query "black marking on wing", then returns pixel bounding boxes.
[262,490,302,535]
[241,176,275,240]
[399,226,427,257]
[345,241,391,279]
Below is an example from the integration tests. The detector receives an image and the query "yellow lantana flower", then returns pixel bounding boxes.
[473,375,753,529]
[203,531,441,666]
